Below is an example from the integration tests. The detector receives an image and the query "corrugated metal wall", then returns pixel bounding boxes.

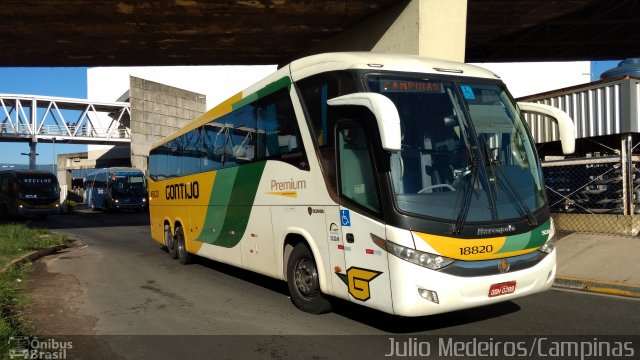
[521,76,640,235]
[519,76,640,143]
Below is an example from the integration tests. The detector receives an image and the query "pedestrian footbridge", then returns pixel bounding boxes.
[0,94,131,145]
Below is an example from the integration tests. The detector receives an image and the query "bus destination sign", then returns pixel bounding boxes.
[381,80,444,93]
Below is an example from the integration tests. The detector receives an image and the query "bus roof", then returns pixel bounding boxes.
[0,170,56,177]
[86,167,144,177]
[151,52,501,149]
[288,52,499,82]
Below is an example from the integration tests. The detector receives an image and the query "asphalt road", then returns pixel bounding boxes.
[15,211,640,359]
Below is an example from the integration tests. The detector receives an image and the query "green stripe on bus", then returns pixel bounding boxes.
[231,76,292,110]
[199,162,266,248]
[496,232,531,254]
[199,167,237,246]
[524,218,551,249]
[497,219,551,253]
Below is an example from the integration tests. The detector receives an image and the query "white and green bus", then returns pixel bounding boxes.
[148,52,575,316]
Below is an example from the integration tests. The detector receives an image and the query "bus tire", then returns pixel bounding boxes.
[175,226,193,265]
[286,243,332,314]
[165,224,178,259]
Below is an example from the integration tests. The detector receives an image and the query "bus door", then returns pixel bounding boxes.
[336,122,392,313]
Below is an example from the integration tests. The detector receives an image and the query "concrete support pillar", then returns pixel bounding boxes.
[57,154,72,190]
[374,0,468,62]
[303,0,468,63]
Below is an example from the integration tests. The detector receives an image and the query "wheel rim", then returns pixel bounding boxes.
[178,237,185,256]
[294,257,318,299]
[165,228,174,250]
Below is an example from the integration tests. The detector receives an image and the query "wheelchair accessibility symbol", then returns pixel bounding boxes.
[340,210,351,226]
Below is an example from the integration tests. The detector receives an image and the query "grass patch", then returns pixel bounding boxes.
[0,263,32,359]
[0,224,68,358]
[0,223,68,270]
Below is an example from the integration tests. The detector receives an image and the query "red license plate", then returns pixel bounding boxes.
[488,281,516,297]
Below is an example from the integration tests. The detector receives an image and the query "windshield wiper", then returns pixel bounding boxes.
[452,158,478,234]
[476,132,537,227]
[490,159,538,227]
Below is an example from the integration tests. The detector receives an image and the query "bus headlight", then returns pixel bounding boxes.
[539,219,557,254]
[539,234,557,254]
[386,241,454,270]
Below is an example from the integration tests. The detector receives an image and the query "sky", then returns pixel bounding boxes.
[0,67,89,165]
[0,60,623,167]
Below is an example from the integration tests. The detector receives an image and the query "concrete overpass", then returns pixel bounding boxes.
[0,0,637,67]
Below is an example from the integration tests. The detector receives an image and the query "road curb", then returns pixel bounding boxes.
[0,234,79,274]
[554,276,640,299]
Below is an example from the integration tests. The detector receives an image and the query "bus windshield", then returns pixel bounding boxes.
[110,174,146,197]
[366,76,545,223]
[17,175,59,201]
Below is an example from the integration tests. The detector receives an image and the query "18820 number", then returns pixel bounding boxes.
[459,245,493,256]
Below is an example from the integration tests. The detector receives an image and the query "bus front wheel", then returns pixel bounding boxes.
[175,226,193,265]
[165,224,178,259]
[286,243,332,314]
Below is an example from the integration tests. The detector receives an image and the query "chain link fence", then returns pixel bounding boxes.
[542,155,640,236]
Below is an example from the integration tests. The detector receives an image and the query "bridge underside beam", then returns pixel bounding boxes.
[303,0,467,63]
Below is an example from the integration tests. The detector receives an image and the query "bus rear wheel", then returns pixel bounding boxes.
[165,224,178,259]
[175,226,193,265]
[286,243,332,314]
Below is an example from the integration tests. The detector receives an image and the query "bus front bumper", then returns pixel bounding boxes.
[388,250,556,317]
[16,205,60,216]
[111,199,146,210]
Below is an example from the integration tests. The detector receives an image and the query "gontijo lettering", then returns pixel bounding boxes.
[166,181,199,200]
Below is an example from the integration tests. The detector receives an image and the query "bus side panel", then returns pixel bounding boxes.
[339,210,393,314]
[148,178,170,246]
[194,207,242,268]
[91,184,106,209]
[270,205,333,294]
[240,205,276,277]
[148,171,216,251]
[189,203,242,269]
[148,198,165,246]
[324,205,349,300]
[254,157,335,291]
[192,164,266,269]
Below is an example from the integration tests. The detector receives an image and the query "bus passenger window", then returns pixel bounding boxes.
[257,89,304,161]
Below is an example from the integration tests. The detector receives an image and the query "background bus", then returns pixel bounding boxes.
[147,52,574,317]
[0,170,60,218]
[85,167,147,212]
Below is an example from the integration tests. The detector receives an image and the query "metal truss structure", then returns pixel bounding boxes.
[0,94,131,145]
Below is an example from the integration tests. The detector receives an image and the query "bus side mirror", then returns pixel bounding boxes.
[518,102,575,155]
[327,92,401,151]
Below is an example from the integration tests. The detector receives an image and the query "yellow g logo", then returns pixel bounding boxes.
[347,267,382,301]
